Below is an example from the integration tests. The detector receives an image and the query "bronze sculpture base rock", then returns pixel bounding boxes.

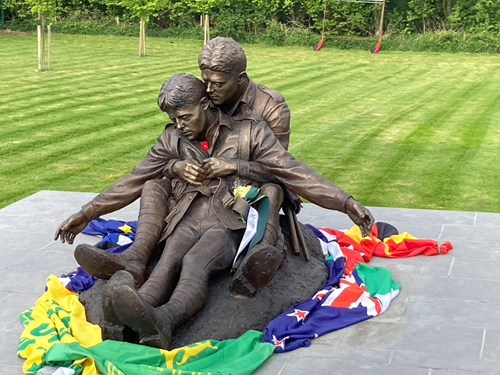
[80,216,328,348]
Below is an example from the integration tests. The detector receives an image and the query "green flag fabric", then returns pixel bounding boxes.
[44,330,275,375]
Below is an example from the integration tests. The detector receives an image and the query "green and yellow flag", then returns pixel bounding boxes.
[18,276,275,375]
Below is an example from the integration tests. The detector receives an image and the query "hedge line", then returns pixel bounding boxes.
[5,19,500,54]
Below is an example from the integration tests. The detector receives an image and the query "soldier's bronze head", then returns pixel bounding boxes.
[198,37,249,108]
[158,74,211,141]
[198,37,247,74]
[158,74,207,112]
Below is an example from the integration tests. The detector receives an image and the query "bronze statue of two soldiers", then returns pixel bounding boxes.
[55,37,374,349]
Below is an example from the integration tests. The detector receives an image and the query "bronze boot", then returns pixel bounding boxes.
[144,277,208,347]
[229,243,286,298]
[74,179,171,286]
[118,276,208,349]
[100,270,135,341]
[112,283,173,349]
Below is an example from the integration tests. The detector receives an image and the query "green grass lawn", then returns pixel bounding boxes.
[1,33,499,212]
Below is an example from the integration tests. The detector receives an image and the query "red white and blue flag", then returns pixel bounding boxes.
[66,219,453,354]
[263,223,453,352]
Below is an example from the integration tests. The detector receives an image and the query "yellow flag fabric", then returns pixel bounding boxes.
[342,224,452,258]
[345,224,416,244]
[18,276,275,375]
[17,275,102,374]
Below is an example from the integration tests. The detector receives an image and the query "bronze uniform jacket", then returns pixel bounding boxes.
[82,110,350,242]
[230,79,291,150]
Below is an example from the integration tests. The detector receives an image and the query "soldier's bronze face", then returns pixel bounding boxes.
[201,69,241,106]
[167,101,208,141]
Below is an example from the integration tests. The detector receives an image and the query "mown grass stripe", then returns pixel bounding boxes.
[287,65,438,156]
[0,108,164,174]
[0,137,157,205]
[0,59,198,108]
[347,77,500,207]
[1,34,499,212]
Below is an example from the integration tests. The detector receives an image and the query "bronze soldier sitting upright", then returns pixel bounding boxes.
[198,37,294,296]
[103,74,374,349]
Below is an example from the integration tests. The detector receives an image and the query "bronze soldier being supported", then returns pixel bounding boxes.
[56,37,298,297]
[85,74,374,349]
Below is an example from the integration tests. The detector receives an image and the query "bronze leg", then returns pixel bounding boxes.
[153,227,237,343]
[138,223,197,307]
[230,183,286,297]
[259,183,285,247]
[74,179,171,286]
[113,227,237,349]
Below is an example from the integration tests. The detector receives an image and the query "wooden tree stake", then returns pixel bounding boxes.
[377,0,386,45]
[203,14,210,45]
[47,23,52,71]
[37,25,44,71]
[139,19,147,57]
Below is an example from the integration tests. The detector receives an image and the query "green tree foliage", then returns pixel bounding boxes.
[473,0,499,32]
[185,0,221,15]
[106,0,169,22]
[450,0,499,32]
[203,0,288,40]
[55,0,108,18]
[26,0,56,22]
[406,0,441,33]
[3,0,498,46]
[102,0,174,56]
[4,0,31,20]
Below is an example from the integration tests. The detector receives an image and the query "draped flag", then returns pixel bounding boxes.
[64,219,139,293]
[18,276,103,374]
[263,222,453,352]
[263,226,401,352]
[83,218,137,253]
[323,223,453,267]
[19,218,453,373]
[18,276,275,375]
[42,330,274,375]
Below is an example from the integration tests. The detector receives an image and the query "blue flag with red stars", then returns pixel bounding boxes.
[263,225,402,352]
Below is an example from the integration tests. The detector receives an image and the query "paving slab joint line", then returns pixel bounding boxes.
[437,223,445,241]
[275,360,288,375]
[447,257,455,276]
[387,350,395,364]
[479,329,487,360]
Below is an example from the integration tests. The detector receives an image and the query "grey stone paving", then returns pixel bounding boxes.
[1,191,499,375]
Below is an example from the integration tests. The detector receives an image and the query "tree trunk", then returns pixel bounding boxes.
[1,0,5,27]
[422,0,426,34]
